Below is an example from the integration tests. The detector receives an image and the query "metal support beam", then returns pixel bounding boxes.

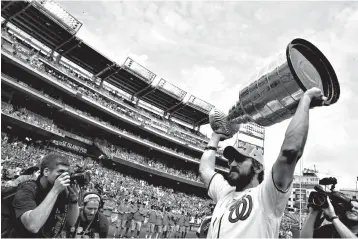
[165,101,184,114]
[62,40,82,56]
[1,1,15,12]
[1,2,32,27]
[54,35,76,52]
[134,83,153,98]
[95,62,117,78]
[137,86,157,100]
[103,67,123,81]
[167,102,187,115]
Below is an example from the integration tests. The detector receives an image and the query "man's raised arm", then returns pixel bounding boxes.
[199,133,229,188]
[273,87,326,191]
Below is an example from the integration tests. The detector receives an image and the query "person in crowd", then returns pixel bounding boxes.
[2,166,40,188]
[119,199,129,238]
[11,153,80,238]
[184,212,191,238]
[176,211,185,238]
[300,199,358,238]
[155,206,164,239]
[117,199,125,237]
[67,192,109,238]
[146,205,157,239]
[286,226,293,238]
[173,212,180,238]
[199,87,327,238]
[167,210,175,239]
[109,208,119,238]
[103,199,114,222]
[131,201,144,238]
[142,202,149,232]
[125,200,136,237]
[162,207,170,239]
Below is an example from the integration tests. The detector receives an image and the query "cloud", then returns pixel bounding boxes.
[179,65,242,112]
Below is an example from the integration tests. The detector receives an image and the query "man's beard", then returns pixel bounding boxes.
[227,166,255,191]
[86,214,94,221]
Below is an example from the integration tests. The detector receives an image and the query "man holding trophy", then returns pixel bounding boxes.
[199,38,340,238]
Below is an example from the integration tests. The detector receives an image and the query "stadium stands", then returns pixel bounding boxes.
[1,3,228,229]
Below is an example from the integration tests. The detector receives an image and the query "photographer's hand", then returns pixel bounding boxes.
[67,180,80,202]
[66,180,80,227]
[322,197,336,220]
[51,172,70,195]
[322,198,357,238]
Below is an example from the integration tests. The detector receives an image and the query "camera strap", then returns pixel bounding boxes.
[41,202,68,238]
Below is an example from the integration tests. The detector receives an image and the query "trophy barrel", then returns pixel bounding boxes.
[236,38,340,127]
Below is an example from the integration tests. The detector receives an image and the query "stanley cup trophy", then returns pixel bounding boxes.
[210,38,340,136]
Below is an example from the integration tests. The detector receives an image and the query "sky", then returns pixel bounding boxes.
[58,1,358,190]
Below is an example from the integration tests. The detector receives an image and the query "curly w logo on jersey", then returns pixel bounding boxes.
[228,195,253,223]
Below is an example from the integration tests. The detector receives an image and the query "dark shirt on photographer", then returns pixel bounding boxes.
[314,224,358,238]
[67,210,108,238]
[12,177,68,238]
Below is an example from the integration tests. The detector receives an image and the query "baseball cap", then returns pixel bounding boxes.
[223,144,265,169]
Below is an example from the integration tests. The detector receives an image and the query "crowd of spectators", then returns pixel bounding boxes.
[279,215,299,238]
[2,32,209,148]
[1,101,63,135]
[94,138,202,182]
[1,133,213,220]
[1,101,208,182]
[1,133,82,186]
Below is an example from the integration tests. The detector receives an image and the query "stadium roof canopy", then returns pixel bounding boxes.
[105,57,156,96]
[2,0,215,126]
[1,0,82,49]
[58,37,115,75]
[167,95,214,125]
[135,78,187,112]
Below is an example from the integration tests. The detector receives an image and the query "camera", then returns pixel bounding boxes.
[308,177,353,214]
[70,171,91,186]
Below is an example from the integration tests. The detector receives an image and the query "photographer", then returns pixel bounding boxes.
[67,192,109,238]
[11,153,80,238]
[300,198,358,238]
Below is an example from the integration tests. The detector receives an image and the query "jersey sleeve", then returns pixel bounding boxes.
[207,173,234,203]
[12,182,37,220]
[258,168,293,218]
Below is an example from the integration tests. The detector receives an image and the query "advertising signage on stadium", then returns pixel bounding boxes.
[239,123,265,140]
[237,140,264,155]
[51,140,87,154]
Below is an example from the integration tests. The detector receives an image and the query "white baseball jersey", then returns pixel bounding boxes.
[207,169,292,238]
